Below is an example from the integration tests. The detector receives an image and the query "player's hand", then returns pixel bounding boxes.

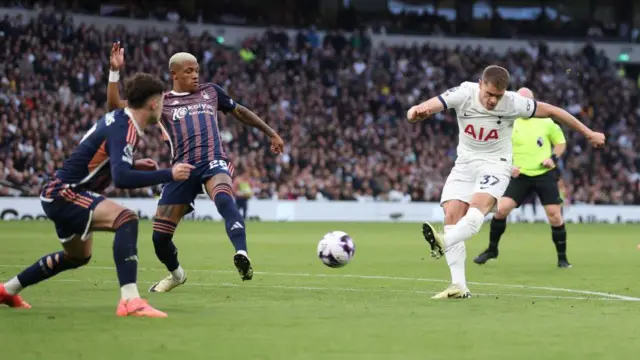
[110,41,125,71]
[171,163,195,181]
[511,166,521,178]
[587,131,606,148]
[270,134,284,155]
[407,104,432,123]
[541,158,555,169]
[134,158,159,171]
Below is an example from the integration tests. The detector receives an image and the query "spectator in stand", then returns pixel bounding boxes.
[0,10,639,204]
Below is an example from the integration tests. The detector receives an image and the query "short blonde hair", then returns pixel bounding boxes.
[168,52,197,69]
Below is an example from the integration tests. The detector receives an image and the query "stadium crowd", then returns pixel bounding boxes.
[1,9,639,204]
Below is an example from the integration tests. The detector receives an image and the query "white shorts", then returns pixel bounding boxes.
[440,159,512,205]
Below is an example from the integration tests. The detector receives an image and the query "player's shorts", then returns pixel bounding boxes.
[440,158,512,205]
[158,159,235,213]
[502,170,562,206]
[40,185,105,243]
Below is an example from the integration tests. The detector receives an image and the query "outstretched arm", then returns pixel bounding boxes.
[407,96,447,123]
[231,104,277,137]
[534,102,605,147]
[212,84,284,154]
[107,42,128,111]
[407,85,468,123]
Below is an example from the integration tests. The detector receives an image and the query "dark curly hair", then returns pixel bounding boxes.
[124,72,166,109]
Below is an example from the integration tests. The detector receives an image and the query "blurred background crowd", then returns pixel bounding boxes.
[1,0,639,204]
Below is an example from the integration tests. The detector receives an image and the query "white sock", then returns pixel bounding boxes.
[120,283,140,300]
[444,225,467,289]
[443,207,486,249]
[171,266,186,281]
[4,277,23,295]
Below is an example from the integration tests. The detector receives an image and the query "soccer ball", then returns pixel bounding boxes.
[317,231,356,268]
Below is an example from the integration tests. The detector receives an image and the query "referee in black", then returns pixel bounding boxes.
[474,87,571,268]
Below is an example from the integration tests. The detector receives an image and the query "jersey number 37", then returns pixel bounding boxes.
[464,124,498,142]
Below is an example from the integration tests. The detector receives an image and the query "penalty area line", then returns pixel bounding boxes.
[1,264,639,302]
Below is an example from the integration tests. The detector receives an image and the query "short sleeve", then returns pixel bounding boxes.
[211,83,237,113]
[549,122,566,145]
[438,84,470,111]
[512,93,536,119]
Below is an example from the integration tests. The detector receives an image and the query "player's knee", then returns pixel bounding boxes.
[152,218,177,237]
[66,254,92,267]
[494,208,509,220]
[546,209,563,227]
[444,211,463,225]
[211,183,235,207]
[113,209,139,231]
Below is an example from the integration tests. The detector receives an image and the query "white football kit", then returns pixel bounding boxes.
[439,82,537,204]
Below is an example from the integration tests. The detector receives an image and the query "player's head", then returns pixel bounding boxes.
[124,72,166,124]
[517,87,535,99]
[169,52,199,93]
[479,65,510,110]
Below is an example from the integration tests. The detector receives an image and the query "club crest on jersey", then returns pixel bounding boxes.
[122,144,134,164]
[202,91,210,100]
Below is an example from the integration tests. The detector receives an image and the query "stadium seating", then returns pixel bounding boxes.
[1,10,638,204]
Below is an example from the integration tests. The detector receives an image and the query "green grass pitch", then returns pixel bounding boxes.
[1,220,639,359]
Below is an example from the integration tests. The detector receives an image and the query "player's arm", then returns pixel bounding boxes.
[407,85,468,122]
[212,84,284,154]
[106,126,183,189]
[533,102,605,147]
[107,42,128,111]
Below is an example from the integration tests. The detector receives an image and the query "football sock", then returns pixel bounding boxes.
[212,183,248,252]
[152,219,182,278]
[489,217,507,252]
[444,225,467,288]
[443,207,485,249]
[112,210,140,299]
[551,224,567,261]
[8,251,90,295]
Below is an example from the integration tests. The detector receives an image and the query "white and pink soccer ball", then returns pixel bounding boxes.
[317,231,356,268]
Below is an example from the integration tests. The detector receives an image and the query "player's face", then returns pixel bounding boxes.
[479,80,505,110]
[147,95,164,124]
[172,60,200,92]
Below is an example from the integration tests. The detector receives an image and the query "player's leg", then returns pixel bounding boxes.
[204,172,252,281]
[422,164,472,259]
[91,199,167,317]
[475,177,531,264]
[0,193,98,308]
[236,197,248,219]
[536,173,571,268]
[422,164,473,299]
[0,234,93,309]
[149,179,197,292]
[426,164,510,299]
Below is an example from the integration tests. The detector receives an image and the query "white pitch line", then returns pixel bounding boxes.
[49,278,624,302]
[1,264,639,301]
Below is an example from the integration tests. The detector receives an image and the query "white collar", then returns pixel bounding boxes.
[124,108,144,136]
[170,90,190,96]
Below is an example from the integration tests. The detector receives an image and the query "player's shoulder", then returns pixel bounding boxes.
[106,109,142,138]
[447,81,477,95]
